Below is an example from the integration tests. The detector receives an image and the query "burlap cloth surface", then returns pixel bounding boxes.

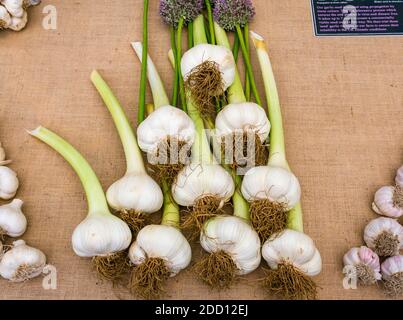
[0,0,402,300]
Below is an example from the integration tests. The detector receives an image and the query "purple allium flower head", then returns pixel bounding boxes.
[213,0,255,31]
[160,0,204,28]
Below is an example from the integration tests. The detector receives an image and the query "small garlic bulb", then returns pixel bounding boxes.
[72,215,132,258]
[262,229,322,277]
[172,163,235,207]
[0,5,11,29]
[0,199,27,238]
[343,246,382,285]
[106,173,163,215]
[0,240,46,282]
[0,166,19,200]
[372,186,403,218]
[200,216,261,275]
[8,9,27,31]
[215,102,271,143]
[364,217,403,257]
[241,166,301,210]
[1,0,24,17]
[381,255,403,296]
[396,166,403,188]
[129,225,191,276]
[137,105,195,157]
[181,44,236,91]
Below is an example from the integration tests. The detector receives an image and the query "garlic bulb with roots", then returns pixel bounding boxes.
[0,166,19,200]
[0,199,27,238]
[396,165,403,188]
[372,186,403,218]
[132,42,195,183]
[0,240,46,282]
[364,217,403,257]
[30,126,132,281]
[343,246,382,285]
[0,5,11,29]
[262,229,322,300]
[129,182,191,299]
[91,70,163,235]
[381,255,403,296]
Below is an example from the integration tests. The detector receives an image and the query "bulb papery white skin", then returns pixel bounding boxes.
[129,225,191,276]
[0,5,11,29]
[106,173,163,214]
[262,229,322,277]
[72,214,132,258]
[200,216,261,275]
[343,246,382,281]
[1,0,24,17]
[8,9,26,31]
[181,44,236,91]
[172,163,235,207]
[137,105,195,156]
[372,186,403,218]
[0,199,27,238]
[381,255,403,279]
[215,102,271,143]
[364,217,403,257]
[0,166,19,200]
[0,240,46,282]
[241,166,301,210]
[396,166,403,188]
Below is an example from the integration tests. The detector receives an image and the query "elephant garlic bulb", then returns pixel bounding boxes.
[0,5,11,29]
[181,44,236,117]
[0,199,27,238]
[0,166,19,200]
[91,70,163,235]
[396,166,403,188]
[0,240,46,282]
[343,246,382,285]
[372,186,403,219]
[262,229,322,300]
[215,102,270,169]
[364,217,403,257]
[381,255,403,296]
[196,216,261,289]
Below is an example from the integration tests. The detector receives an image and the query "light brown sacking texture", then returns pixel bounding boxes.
[0,0,402,299]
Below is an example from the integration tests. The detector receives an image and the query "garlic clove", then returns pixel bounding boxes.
[0,199,27,238]
[0,166,19,200]
[381,255,403,296]
[396,166,403,188]
[215,102,271,142]
[129,225,191,276]
[200,216,261,275]
[0,5,11,29]
[372,186,403,218]
[241,166,301,210]
[0,240,46,282]
[343,246,382,284]
[1,0,24,18]
[181,44,236,91]
[172,163,235,207]
[137,105,195,156]
[8,9,27,31]
[262,229,322,277]
[364,217,403,257]
[72,215,132,258]
[106,173,163,215]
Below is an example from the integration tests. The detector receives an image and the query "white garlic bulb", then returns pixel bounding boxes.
[396,166,403,188]
[1,0,24,18]
[172,163,235,207]
[129,225,191,276]
[364,217,403,257]
[372,186,403,218]
[0,240,46,282]
[8,9,27,31]
[106,173,163,215]
[137,105,195,157]
[0,166,19,200]
[262,229,322,277]
[181,44,236,91]
[72,215,132,258]
[200,216,261,275]
[215,102,271,143]
[241,166,301,210]
[0,5,11,29]
[0,199,27,238]
[381,255,403,296]
[343,246,382,284]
